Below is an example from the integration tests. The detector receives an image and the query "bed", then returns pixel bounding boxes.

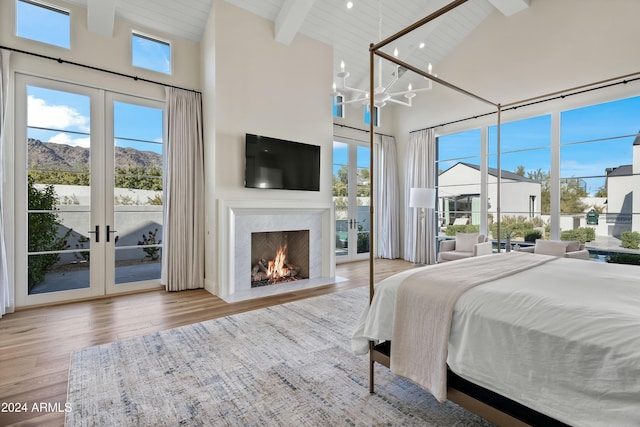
[352,252,640,426]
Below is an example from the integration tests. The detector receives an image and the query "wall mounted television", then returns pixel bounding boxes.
[245,133,321,191]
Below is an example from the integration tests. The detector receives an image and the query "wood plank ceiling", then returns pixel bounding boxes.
[62,0,529,95]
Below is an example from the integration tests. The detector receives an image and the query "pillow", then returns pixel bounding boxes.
[456,233,479,252]
[565,241,581,252]
[534,239,567,257]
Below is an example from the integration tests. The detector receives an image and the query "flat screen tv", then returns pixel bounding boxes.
[245,133,321,191]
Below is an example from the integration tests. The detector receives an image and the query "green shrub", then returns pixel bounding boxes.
[621,231,640,250]
[27,177,71,289]
[445,224,479,236]
[478,216,549,241]
[607,252,640,265]
[138,228,162,261]
[560,227,595,243]
[524,230,543,242]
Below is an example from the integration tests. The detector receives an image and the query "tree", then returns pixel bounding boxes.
[560,178,588,213]
[527,168,550,214]
[595,184,607,198]
[27,177,71,289]
[514,165,526,177]
[333,165,348,197]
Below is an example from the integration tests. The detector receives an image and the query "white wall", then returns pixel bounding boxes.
[202,1,334,293]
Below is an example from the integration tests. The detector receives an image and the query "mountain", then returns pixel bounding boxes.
[27,139,162,170]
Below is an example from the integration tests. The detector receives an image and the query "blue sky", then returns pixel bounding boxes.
[333,94,638,195]
[21,2,165,155]
[27,86,163,155]
[437,95,640,195]
[17,0,70,49]
[333,142,370,178]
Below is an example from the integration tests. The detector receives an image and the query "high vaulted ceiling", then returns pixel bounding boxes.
[64,0,529,97]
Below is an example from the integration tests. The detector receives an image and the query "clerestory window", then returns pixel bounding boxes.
[16,0,71,49]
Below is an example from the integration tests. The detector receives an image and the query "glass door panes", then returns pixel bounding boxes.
[112,101,164,285]
[355,145,371,255]
[333,140,370,262]
[333,141,349,257]
[26,86,92,295]
[17,75,164,306]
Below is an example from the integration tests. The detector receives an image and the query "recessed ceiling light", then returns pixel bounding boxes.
[419,42,425,49]
[347,1,353,9]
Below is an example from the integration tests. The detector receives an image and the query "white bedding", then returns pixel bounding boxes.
[352,255,640,427]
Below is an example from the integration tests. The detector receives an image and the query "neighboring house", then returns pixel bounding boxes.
[604,133,640,235]
[438,162,541,226]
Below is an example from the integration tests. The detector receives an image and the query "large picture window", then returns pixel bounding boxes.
[437,128,481,232]
[436,94,640,255]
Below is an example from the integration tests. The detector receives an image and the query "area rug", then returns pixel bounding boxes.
[66,287,493,426]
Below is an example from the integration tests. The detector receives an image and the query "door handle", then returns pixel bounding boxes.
[106,225,118,243]
[88,225,100,242]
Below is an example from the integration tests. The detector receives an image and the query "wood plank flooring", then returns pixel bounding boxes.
[0,259,414,427]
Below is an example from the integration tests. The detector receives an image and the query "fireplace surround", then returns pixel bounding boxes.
[215,199,335,301]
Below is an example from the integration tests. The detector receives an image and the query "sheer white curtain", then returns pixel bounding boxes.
[0,50,12,316]
[163,88,205,291]
[403,128,437,264]
[374,134,400,258]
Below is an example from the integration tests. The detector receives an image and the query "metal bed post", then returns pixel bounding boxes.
[368,42,376,393]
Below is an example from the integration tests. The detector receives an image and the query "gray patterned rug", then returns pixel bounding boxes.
[66,287,493,426]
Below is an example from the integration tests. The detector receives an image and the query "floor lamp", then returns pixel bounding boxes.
[409,187,436,264]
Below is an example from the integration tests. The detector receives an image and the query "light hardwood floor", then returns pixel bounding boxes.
[0,259,415,427]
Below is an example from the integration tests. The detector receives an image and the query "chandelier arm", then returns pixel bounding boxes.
[336,97,368,106]
[386,97,412,107]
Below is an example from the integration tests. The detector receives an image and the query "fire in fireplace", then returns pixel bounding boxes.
[250,230,310,287]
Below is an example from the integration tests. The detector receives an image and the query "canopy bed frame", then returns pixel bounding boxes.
[363,1,640,426]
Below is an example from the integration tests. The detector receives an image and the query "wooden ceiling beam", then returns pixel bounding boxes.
[274,0,316,45]
[487,0,530,16]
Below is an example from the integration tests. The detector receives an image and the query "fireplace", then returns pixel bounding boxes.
[214,199,336,301]
[250,230,310,287]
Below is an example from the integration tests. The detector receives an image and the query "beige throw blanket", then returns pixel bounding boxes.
[390,252,554,402]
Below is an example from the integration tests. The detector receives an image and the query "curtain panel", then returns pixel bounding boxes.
[164,88,205,291]
[374,134,400,259]
[0,49,12,316]
[403,128,437,264]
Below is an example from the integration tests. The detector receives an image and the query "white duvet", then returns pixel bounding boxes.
[352,256,640,427]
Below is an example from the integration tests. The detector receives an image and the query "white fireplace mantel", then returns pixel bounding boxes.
[215,199,335,300]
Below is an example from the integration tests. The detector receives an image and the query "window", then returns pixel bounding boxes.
[364,105,379,127]
[560,95,640,247]
[332,95,345,118]
[132,31,171,74]
[489,115,551,219]
[16,0,70,49]
[437,129,482,228]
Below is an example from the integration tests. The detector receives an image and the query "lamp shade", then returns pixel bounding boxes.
[409,187,435,209]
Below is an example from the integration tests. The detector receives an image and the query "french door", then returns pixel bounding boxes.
[333,139,371,263]
[15,75,164,306]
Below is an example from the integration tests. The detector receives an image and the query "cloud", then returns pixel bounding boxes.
[27,95,90,133]
[49,132,91,148]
